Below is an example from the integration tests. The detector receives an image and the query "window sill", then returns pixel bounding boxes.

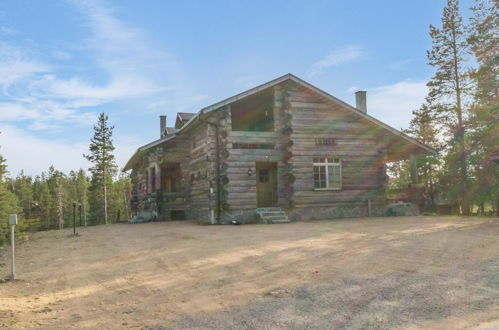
[314,188,342,191]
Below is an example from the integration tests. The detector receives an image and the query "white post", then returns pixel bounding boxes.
[9,214,17,281]
[209,187,215,225]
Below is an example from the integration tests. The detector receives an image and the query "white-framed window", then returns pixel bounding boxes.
[313,157,342,190]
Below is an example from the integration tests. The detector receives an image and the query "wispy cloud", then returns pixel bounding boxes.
[235,75,261,89]
[346,86,359,93]
[0,0,191,175]
[309,46,365,77]
[0,42,51,86]
[0,123,149,176]
[0,0,182,130]
[366,80,428,129]
[388,58,413,70]
[0,124,90,175]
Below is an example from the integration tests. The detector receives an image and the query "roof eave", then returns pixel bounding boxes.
[123,134,177,171]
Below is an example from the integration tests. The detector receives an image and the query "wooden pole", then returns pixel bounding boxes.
[8,214,17,280]
[73,202,76,235]
[10,224,15,280]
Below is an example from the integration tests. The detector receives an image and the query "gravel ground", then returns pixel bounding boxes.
[0,216,498,329]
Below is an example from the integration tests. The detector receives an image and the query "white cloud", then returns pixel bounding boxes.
[0,103,40,121]
[0,124,90,175]
[0,124,149,176]
[388,59,413,70]
[0,26,17,36]
[52,50,72,60]
[0,0,186,140]
[0,0,200,175]
[309,46,365,77]
[366,80,428,129]
[0,42,51,87]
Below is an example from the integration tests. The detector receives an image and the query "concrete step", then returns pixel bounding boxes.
[259,211,286,217]
[256,207,282,213]
[265,215,289,221]
[256,207,291,224]
[271,219,290,224]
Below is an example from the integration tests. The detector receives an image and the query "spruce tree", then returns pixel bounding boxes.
[0,154,21,246]
[427,0,471,214]
[405,100,441,211]
[12,171,33,219]
[84,113,117,225]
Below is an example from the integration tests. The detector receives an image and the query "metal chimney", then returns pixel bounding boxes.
[355,91,367,113]
[160,115,166,138]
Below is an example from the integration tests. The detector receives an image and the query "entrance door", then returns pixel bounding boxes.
[256,162,278,207]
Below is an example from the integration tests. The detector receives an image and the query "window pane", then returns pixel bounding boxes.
[314,165,326,188]
[259,169,269,183]
[328,165,341,188]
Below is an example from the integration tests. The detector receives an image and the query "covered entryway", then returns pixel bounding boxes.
[256,162,278,207]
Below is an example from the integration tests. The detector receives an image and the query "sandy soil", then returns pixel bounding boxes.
[0,216,498,329]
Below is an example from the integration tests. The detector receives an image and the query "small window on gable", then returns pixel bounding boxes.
[231,88,274,132]
[313,157,342,190]
[315,137,336,146]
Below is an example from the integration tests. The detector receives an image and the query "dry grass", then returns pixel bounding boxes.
[0,216,498,329]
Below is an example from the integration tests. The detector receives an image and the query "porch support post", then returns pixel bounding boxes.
[155,163,161,191]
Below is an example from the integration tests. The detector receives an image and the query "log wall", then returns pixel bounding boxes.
[130,81,395,223]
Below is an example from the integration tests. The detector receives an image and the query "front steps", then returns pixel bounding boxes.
[256,207,290,224]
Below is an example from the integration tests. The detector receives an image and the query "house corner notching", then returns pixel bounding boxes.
[124,74,436,224]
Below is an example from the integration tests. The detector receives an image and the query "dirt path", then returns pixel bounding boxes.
[0,216,498,329]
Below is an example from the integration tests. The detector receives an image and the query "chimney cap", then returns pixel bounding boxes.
[160,115,167,138]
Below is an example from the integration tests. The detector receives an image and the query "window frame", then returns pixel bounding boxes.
[313,157,342,191]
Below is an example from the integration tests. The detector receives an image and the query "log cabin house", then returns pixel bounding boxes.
[124,74,435,223]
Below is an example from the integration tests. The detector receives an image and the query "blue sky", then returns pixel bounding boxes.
[0,0,474,176]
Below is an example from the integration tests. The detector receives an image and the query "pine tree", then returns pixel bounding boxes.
[427,0,471,214]
[467,0,499,215]
[84,113,117,225]
[405,100,442,211]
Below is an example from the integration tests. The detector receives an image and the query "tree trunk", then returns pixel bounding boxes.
[57,189,64,230]
[83,203,87,226]
[103,165,108,225]
[428,163,436,211]
[451,23,469,216]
